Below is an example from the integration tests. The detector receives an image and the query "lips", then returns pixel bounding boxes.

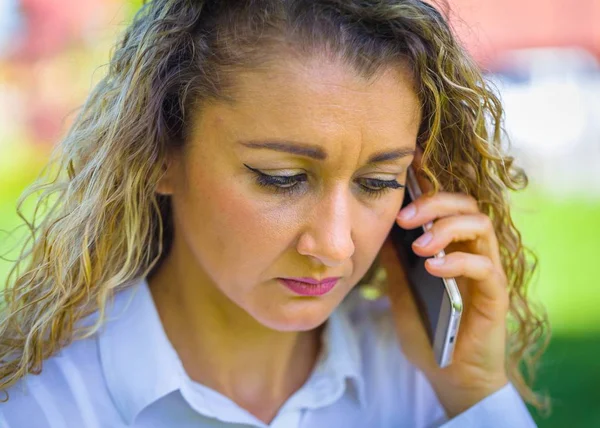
[278,277,340,296]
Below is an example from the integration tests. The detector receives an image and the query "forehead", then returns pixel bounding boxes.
[191,55,421,157]
[230,55,420,125]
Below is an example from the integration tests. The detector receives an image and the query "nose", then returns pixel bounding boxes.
[296,187,355,267]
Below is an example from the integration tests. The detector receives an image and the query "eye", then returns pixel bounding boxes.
[244,164,307,197]
[244,164,404,199]
[360,178,405,199]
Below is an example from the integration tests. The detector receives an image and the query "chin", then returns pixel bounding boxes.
[251,299,337,332]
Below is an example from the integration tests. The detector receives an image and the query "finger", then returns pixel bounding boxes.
[397,192,480,229]
[410,213,501,267]
[424,251,509,304]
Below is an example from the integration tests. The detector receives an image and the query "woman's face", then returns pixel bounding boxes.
[161,55,421,332]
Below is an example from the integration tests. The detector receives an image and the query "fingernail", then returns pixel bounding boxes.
[413,231,432,247]
[427,257,445,266]
[399,204,416,220]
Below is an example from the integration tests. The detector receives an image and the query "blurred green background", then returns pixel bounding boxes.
[1,1,599,426]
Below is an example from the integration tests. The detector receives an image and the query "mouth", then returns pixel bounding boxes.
[277,277,340,296]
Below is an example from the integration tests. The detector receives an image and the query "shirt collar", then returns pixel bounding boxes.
[97,278,366,425]
[97,278,185,425]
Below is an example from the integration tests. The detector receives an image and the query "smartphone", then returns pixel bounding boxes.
[389,166,463,368]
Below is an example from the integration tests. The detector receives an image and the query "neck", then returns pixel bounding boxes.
[147,241,324,422]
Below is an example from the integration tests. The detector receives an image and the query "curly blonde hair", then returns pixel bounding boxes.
[0,0,550,415]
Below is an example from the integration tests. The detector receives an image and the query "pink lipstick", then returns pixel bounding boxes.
[278,277,339,296]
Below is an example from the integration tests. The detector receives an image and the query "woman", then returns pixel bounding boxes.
[0,0,550,427]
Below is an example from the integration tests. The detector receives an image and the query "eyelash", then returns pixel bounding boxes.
[245,165,405,199]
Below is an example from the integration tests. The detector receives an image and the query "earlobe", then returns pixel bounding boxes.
[155,160,175,195]
[155,179,173,196]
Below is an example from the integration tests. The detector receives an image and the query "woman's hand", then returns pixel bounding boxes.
[378,149,510,419]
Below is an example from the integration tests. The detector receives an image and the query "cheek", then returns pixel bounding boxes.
[175,174,296,281]
[214,195,292,271]
[351,196,404,278]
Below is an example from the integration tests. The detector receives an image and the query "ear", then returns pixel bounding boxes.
[155,156,177,196]
[410,144,434,194]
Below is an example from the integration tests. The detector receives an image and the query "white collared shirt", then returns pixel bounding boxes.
[0,277,537,427]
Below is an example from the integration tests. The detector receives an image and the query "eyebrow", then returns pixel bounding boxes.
[238,139,415,164]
